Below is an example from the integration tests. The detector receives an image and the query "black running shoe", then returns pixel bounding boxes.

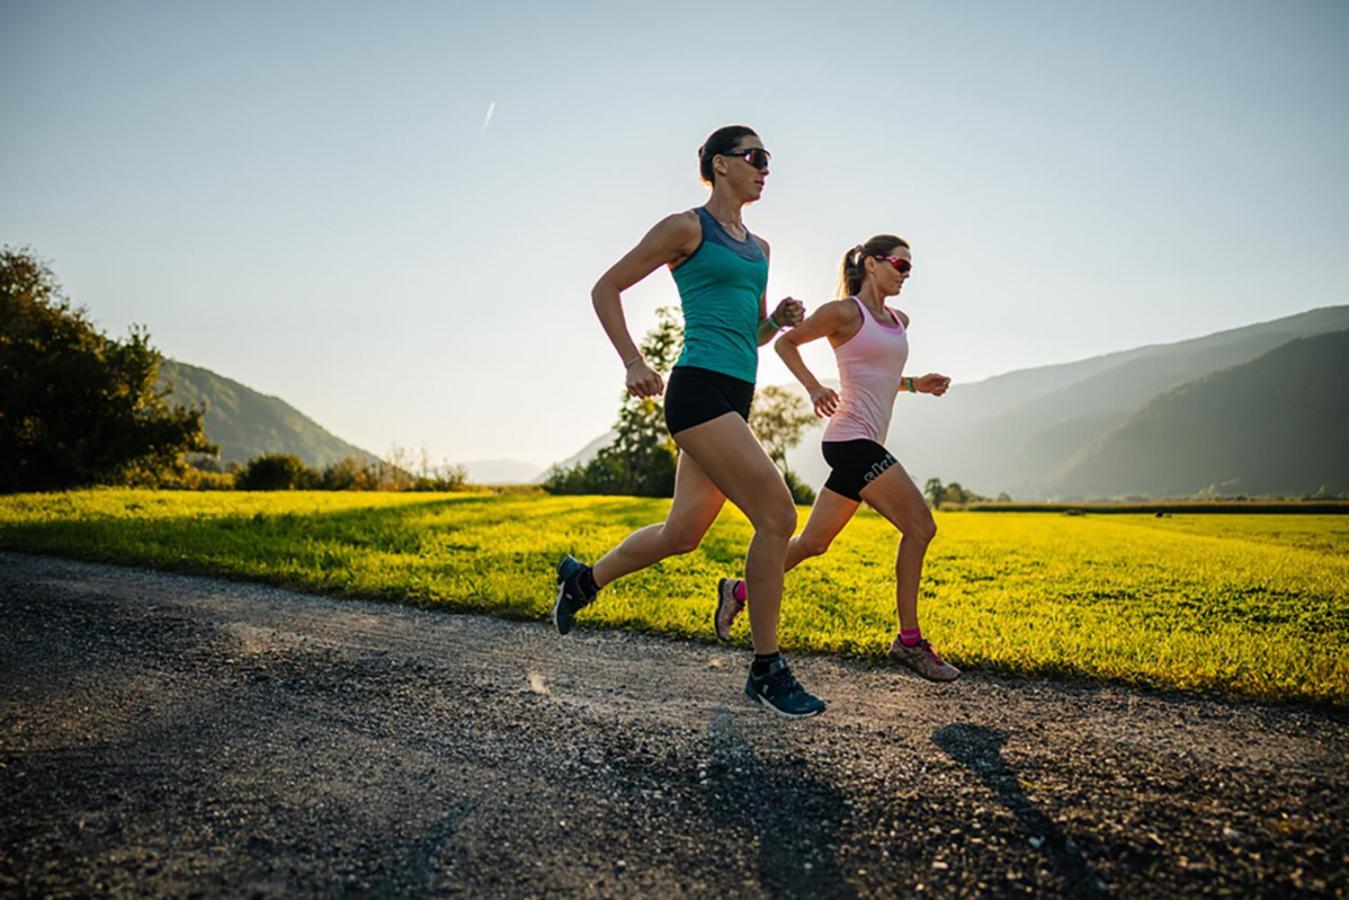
[553,554,596,636]
[744,657,826,718]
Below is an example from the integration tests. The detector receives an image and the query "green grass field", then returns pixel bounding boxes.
[2,490,1345,706]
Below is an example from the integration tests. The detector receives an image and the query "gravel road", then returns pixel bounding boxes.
[1,551,1345,897]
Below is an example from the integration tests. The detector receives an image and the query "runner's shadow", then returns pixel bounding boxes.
[933,724,1110,898]
[705,708,857,899]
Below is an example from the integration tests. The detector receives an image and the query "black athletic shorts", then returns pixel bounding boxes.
[664,366,755,435]
[822,439,899,501]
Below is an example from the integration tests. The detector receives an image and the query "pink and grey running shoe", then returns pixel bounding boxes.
[714,578,745,642]
[888,635,961,682]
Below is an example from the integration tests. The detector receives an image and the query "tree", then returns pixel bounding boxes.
[749,385,819,504]
[932,481,988,506]
[924,477,946,509]
[237,453,313,490]
[0,247,214,491]
[582,306,684,496]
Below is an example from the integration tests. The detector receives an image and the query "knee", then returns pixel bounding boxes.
[904,515,937,545]
[755,498,798,542]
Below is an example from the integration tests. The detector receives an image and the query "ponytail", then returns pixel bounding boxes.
[837,234,911,297]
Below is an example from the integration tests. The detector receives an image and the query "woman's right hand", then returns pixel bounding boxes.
[809,385,840,418]
[626,359,665,398]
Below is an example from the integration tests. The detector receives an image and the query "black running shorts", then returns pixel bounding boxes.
[664,366,755,436]
[822,439,899,501]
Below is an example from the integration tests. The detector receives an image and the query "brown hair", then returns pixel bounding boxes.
[697,125,758,185]
[838,234,910,297]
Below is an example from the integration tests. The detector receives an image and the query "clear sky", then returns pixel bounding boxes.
[3,1,1347,470]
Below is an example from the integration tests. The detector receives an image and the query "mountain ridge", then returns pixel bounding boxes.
[158,360,378,469]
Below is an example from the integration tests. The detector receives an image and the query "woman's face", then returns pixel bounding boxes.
[871,245,912,297]
[715,135,770,201]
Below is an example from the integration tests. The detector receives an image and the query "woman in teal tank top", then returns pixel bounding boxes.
[552,125,827,718]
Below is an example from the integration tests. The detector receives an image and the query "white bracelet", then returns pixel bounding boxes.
[623,355,644,369]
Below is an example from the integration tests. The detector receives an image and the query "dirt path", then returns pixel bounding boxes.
[1,551,1344,897]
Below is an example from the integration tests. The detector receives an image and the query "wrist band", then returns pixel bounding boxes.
[765,313,780,331]
[623,355,643,369]
[905,377,917,393]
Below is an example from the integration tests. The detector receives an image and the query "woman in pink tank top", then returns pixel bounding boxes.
[714,234,961,682]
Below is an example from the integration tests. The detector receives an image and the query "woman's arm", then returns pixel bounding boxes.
[592,212,700,397]
[751,237,803,346]
[905,373,951,396]
[774,301,853,417]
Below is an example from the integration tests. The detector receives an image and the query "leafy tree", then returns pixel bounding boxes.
[593,306,684,496]
[749,385,819,504]
[0,247,214,491]
[938,481,988,506]
[924,477,945,509]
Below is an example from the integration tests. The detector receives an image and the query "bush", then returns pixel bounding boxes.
[319,456,382,491]
[237,453,313,491]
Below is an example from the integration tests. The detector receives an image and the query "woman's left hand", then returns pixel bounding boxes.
[771,297,806,327]
[915,373,952,396]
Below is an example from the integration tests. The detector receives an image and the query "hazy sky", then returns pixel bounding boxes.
[3,1,1347,469]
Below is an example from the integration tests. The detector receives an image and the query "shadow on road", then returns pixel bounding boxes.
[933,723,1110,898]
[705,708,857,899]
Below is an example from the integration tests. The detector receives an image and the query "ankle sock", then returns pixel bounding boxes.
[751,652,781,676]
[577,566,599,596]
[733,580,747,602]
[899,628,923,647]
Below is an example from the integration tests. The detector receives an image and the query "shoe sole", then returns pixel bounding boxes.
[713,578,739,642]
[744,687,826,719]
[552,580,570,635]
[553,556,577,636]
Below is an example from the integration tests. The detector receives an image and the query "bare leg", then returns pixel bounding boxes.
[783,487,859,574]
[674,413,797,655]
[591,451,725,588]
[859,461,937,632]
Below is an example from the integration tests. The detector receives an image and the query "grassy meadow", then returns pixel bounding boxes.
[1,489,1345,707]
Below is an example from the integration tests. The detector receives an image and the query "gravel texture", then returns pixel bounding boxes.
[1,551,1345,897]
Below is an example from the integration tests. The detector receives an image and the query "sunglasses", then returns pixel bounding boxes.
[879,255,912,274]
[723,147,771,171]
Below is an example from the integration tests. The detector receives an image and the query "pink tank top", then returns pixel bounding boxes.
[822,296,910,444]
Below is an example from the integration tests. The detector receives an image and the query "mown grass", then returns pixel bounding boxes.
[2,489,1345,707]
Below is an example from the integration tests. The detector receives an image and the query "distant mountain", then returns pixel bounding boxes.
[158,360,377,468]
[534,430,617,482]
[784,304,1349,498]
[1047,331,1349,498]
[457,459,544,485]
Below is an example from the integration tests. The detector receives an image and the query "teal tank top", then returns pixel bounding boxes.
[671,206,768,384]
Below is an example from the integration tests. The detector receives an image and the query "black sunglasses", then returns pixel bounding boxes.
[722,147,771,171]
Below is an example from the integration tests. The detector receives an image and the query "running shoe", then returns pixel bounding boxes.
[888,636,961,682]
[713,578,745,642]
[744,657,827,718]
[553,554,596,636]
